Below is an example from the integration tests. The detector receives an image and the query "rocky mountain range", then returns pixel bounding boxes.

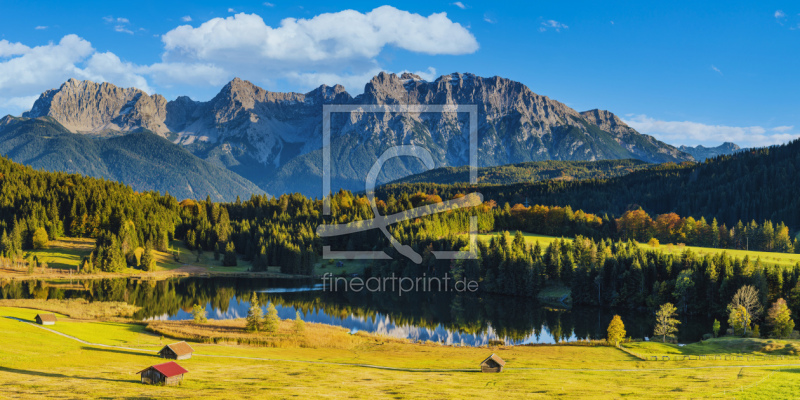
[678,142,742,161]
[17,72,696,198]
[0,115,264,201]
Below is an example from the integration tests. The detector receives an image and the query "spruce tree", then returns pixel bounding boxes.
[263,302,280,332]
[245,292,263,333]
[223,241,237,266]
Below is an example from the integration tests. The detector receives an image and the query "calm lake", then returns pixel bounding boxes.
[0,277,715,346]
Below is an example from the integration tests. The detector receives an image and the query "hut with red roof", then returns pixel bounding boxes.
[137,361,188,386]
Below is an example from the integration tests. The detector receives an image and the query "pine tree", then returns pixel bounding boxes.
[263,302,280,332]
[140,242,156,271]
[192,304,207,324]
[293,311,306,333]
[245,292,263,333]
[223,241,237,266]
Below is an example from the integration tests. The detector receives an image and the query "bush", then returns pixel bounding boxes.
[702,333,713,340]
[32,227,48,250]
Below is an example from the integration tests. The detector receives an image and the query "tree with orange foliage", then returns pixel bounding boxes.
[616,209,654,242]
[654,213,681,243]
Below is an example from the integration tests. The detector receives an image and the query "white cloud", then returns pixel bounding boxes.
[35,26,48,30]
[160,7,477,91]
[711,65,722,75]
[0,7,479,116]
[228,8,235,12]
[540,19,568,32]
[0,40,31,57]
[263,2,274,6]
[115,25,134,34]
[0,95,39,111]
[483,14,496,24]
[623,114,799,147]
[775,10,785,19]
[452,2,467,9]
[163,8,477,61]
[0,34,228,116]
[181,16,192,22]
[0,35,94,95]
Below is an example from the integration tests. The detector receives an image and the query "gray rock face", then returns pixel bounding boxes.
[580,109,692,162]
[24,78,170,135]
[21,72,694,196]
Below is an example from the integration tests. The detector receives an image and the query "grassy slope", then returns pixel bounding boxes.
[626,337,800,356]
[15,238,256,276]
[1,306,800,399]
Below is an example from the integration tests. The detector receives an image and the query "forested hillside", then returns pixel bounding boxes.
[377,139,800,230]
[0,116,265,201]
[1,152,799,324]
[389,159,650,185]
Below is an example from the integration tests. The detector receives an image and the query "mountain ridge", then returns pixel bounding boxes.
[678,142,742,161]
[0,116,265,201]
[17,72,695,196]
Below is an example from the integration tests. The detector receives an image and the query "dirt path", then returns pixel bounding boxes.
[8,317,800,374]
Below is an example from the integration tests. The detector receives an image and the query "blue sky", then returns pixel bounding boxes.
[0,0,798,147]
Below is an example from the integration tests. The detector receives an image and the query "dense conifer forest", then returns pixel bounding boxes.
[1,137,799,324]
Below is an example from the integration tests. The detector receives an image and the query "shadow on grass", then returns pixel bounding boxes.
[81,346,157,357]
[0,366,137,383]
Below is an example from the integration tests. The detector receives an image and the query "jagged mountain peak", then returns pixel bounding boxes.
[23,78,168,135]
[20,72,694,196]
[580,109,635,135]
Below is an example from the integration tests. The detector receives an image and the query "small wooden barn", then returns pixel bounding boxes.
[35,314,57,325]
[137,362,188,386]
[158,341,195,360]
[480,353,506,373]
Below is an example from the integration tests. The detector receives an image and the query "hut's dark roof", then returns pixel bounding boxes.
[164,341,194,356]
[35,314,57,322]
[480,353,506,367]
[138,362,188,377]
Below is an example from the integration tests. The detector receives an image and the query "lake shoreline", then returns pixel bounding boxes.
[0,265,313,281]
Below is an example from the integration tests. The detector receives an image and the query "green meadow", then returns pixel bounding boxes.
[478,231,800,268]
[2,305,800,399]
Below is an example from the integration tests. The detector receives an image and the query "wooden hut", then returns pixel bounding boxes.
[158,341,195,360]
[34,314,57,325]
[137,362,188,386]
[480,354,506,373]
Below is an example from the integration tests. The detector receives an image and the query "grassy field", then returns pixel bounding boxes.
[1,238,275,279]
[479,231,800,268]
[313,259,373,276]
[625,337,800,357]
[2,305,800,398]
[168,240,254,272]
[21,237,185,274]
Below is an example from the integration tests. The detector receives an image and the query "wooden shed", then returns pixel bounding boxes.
[480,353,506,373]
[137,361,188,386]
[158,341,195,360]
[35,314,57,325]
